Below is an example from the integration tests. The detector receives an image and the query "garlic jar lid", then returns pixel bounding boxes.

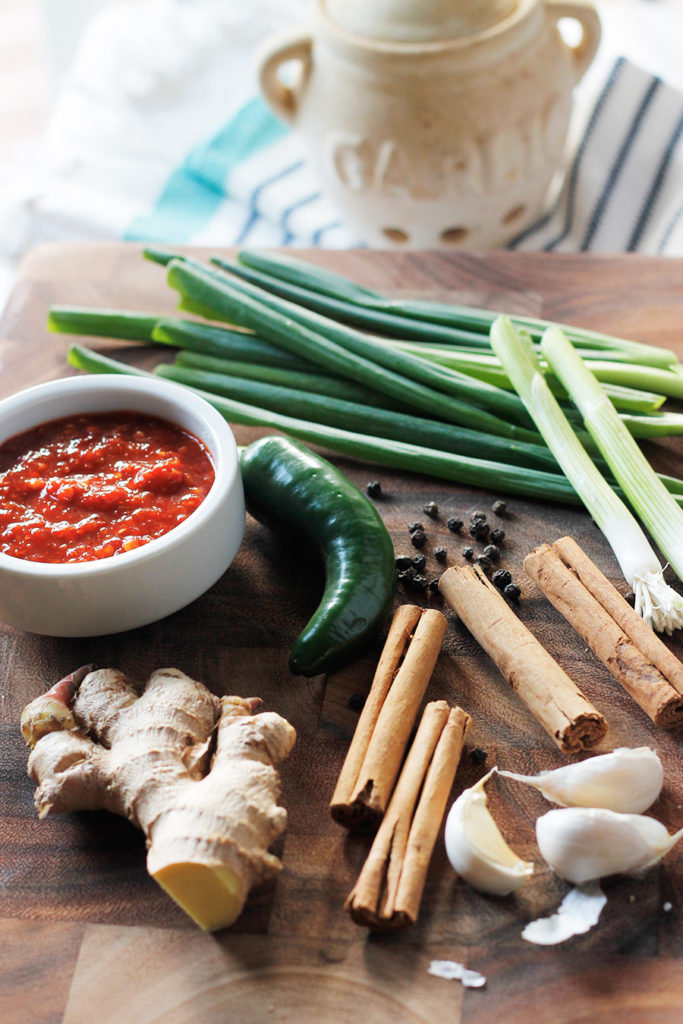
[323,0,518,42]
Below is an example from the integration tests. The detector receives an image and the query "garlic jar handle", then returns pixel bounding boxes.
[546,0,601,81]
[255,30,313,126]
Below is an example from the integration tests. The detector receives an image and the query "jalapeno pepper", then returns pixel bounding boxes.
[240,436,396,676]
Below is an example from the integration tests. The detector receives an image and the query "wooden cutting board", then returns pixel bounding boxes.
[1,243,682,1024]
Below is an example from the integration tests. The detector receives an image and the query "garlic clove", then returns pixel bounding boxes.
[536,807,683,885]
[445,768,534,896]
[498,746,663,814]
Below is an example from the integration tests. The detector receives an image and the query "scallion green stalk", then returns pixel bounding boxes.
[621,411,683,438]
[236,249,678,369]
[171,350,414,411]
[157,361,561,472]
[48,307,159,342]
[166,259,541,443]
[384,341,665,413]
[490,316,683,634]
[65,342,683,512]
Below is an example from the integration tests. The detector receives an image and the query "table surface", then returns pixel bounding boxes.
[1,243,682,1024]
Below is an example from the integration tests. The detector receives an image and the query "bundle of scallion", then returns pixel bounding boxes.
[490,316,683,634]
[48,249,683,624]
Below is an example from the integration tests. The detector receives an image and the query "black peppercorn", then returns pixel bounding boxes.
[412,553,427,571]
[434,545,447,562]
[428,577,440,592]
[471,510,486,522]
[476,554,493,571]
[395,555,413,571]
[492,500,507,516]
[397,569,415,584]
[462,546,474,560]
[504,582,521,600]
[490,528,506,545]
[483,544,500,562]
[446,517,463,532]
[348,693,366,712]
[366,480,382,498]
[469,522,490,540]
[407,573,428,591]
[492,568,512,589]
[423,501,439,518]
[411,530,426,548]
[408,521,423,533]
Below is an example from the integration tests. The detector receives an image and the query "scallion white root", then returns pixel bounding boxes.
[490,316,683,633]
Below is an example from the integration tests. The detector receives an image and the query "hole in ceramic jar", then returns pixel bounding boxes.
[502,204,526,225]
[382,227,409,243]
[440,227,469,244]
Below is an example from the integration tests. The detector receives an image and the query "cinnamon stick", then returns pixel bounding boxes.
[331,604,447,827]
[524,537,683,729]
[439,564,608,753]
[345,700,471,930]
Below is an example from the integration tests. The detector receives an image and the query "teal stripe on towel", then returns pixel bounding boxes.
[124,97,287,243]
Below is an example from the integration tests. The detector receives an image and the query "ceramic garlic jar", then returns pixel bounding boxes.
[256,0,600,247]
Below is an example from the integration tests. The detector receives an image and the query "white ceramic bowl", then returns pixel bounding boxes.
[0,374,245,636]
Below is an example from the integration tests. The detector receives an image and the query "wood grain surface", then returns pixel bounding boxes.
[1,244,682,1022]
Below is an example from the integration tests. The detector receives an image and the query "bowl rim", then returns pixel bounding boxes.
[0,373,240,578]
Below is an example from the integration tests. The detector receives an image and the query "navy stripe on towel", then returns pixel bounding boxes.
[579,76,662,251]
[236,160,305,244]
[541,57,626,252]
[627,110,683,251]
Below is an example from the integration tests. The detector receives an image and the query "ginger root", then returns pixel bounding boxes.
[23,667,296,931]
[20,664,92,746]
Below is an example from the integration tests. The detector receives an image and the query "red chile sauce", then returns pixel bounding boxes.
[0,412,215,564]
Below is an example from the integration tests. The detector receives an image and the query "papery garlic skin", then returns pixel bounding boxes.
[536,807,683,885]
[499,747,663,814]
[445,769,534,896]
[522,881,607,945]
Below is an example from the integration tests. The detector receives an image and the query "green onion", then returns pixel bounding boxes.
[148,245,679,369]
[166,259,541,443]
[48,303,313,373]
[542,325,683,609]
[152,318,310,370]
[206,260,537,428]
[48,295,674,413]
[385,341,665,414]
[569,360,683,400]
[66,343,581,503]
[490,316,683,634]
[171,350,414,411]
[51,299,664,416]
[237,249,678,369]
[621,412,683,438]
[216,257,494,350]
[48,307,159,342]
[157,361,561,473]
[162,355,683,495]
